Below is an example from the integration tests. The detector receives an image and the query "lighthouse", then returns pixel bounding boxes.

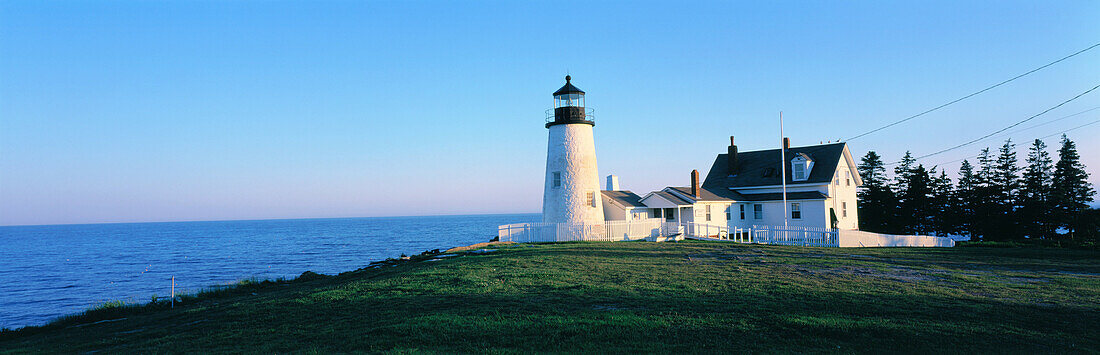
[542,76,605,225]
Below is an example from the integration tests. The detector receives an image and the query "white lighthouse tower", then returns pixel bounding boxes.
[542,76,604,226]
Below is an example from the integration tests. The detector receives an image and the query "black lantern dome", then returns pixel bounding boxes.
[547,75,594,128]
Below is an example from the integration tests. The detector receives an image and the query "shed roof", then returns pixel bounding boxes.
[601,190,647,208]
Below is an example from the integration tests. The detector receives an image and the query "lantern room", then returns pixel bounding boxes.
[547,75,595,128]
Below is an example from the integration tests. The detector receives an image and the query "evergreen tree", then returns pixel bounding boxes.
[1020,139,1054,239]
[972,148,997,240]
[857,151,895,233]
[1051,135,1096,240]
[991,139,1021,240]
[929,168,955,236]
[955,160,979,239]
[892,152,918,233]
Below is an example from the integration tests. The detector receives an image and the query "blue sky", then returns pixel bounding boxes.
[2,1,1098,226]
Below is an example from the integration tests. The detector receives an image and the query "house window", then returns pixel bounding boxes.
[587,192,595,207]
[665,208,676,221]
[705,205,711,221]
[791,203,801,219]
[793,163,805,180]
[725,206,731,220]
[835,172,839,185]
[842,202,848,217]
[753,204,763,219]
[739,205,745,220]
[653,208,663,218]
[845,171,851,186]
[552,172,561,188]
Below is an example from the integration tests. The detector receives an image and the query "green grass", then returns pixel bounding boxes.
[2,241,1098,353]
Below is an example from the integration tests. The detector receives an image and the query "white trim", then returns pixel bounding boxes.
[639,192,693,208]
[727,182,829,191]
[663,188,698,203]
[840,144,864,186]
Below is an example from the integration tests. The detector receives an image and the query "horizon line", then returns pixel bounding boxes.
[0,212,541,228]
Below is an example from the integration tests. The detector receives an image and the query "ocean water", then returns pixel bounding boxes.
[0,214,539,330]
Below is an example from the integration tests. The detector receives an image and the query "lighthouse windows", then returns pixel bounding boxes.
[587,192,596,207]
[555,93,584,108]
[552,172,562,188]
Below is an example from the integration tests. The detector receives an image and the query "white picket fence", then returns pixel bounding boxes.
[749,225,839,247]
[497,219,678,243]
[497,220,951,248]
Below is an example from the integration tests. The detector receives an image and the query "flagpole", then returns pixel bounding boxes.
[780,111,788,229]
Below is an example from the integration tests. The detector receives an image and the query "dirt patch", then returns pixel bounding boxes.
[685,252,768,264]
[791,265,946,283]
[445,241,515,253]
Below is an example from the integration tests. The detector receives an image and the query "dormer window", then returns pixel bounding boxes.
[790,153,814,181]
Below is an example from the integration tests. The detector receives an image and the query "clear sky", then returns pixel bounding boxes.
[2,1,1098,226]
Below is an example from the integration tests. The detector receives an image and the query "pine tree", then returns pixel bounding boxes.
[902,165,934,235]
[991,139,1021,240]
[972,148,997,240]
[1020,139,1054,239]
[892,152,918,233]
[955,160,979,239]
[1051,135,1096,240]
[929,168,955,236]
[857,151,895,233]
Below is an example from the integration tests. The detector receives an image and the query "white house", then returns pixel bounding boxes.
[605,136,863,231]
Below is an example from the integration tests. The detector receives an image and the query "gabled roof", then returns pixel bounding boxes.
[702,142,856,189]
[666,186,739,202]
[601,190,646,208]
[639,190,695,207]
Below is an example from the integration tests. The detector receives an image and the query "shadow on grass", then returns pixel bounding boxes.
[0,272,330,340]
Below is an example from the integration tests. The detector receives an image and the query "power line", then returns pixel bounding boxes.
[1002,105,1100,137]
[929,116,1100,168]
[902,106,1100,169]
[885,82,1100,165]
[845,42,1100,141]
[922,105,1100,165]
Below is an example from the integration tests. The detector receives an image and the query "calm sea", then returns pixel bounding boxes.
[0,214,539,330]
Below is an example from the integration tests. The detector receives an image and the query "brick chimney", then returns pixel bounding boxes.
[727,136,738,175]
[690,169,700,197]
[783,137,790,150]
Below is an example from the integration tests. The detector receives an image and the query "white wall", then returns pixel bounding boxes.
[825,155,860,230]
[725,200,827,230]
[628,208,652,221]
[602,199,627,221]
[690,202,729,225]
[838,230,954,247]
[542,123,605,224]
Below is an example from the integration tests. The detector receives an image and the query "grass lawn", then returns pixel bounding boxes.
[2,241,1098,353]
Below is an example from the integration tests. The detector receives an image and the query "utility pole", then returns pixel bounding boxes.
[780,111,788,229]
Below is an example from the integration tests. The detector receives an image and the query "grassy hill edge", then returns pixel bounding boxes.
[2,241,1098,353]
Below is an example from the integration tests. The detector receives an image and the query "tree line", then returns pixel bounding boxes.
[857,134,1097,242]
